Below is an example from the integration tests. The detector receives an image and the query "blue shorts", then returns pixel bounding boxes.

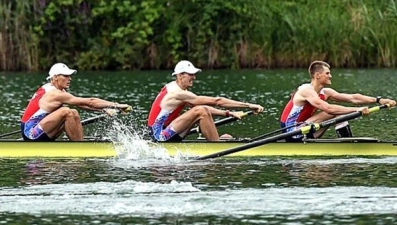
[148,126,183,142]
[280,122,314,142]
[21,120,55,142]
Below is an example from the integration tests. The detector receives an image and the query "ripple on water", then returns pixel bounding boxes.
[1,183,397,217]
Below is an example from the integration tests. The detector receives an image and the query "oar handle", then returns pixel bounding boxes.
[188,111,254,135]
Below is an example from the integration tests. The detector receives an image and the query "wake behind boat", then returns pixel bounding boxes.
[0,137,397,158]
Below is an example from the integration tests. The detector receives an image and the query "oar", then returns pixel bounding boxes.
[81,114,108,126]
[187,111,254,135]
[195,104,390,160]
[0,106,132,138]
[248,122,304,142]
[81,105,132,126]
[0,130,20,138]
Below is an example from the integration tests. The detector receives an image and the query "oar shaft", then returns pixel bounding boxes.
[249,122,303,142]
[188,111,253,135]
[196,129,302,160]
[0,130,21,138]
[81,114,108,126]
[196,104,389,160]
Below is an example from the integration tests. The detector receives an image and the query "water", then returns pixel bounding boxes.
[1,69,397,224]
[1,157,397,224]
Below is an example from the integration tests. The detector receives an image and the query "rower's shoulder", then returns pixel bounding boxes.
[42,89,73,103]
[298,83,311,89]
[168,89,195,100]
[44,89,67,97]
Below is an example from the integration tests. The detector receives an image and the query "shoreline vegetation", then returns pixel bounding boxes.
[1,0,396,72]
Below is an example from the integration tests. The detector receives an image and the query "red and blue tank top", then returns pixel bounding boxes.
[147,81,185,128]
[280,83,325,125]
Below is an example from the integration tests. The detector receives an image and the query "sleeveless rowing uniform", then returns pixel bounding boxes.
[20,83,58,141]
[147,81,185,142]
[280,83,326,141]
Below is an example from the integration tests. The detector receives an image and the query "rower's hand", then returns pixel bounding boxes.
[104,104,132,116]
[248,104,264,114]
[103,108,118,116]
[115,104,133,114]
[229,111,242,119]
[358,107,370,116]
[379,98,396,107]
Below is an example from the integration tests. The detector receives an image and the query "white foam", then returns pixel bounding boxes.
[1,185,397,216]
[102,118,187,162]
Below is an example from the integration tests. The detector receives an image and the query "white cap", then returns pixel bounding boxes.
[46,63,77,80]
[171,60,202,76]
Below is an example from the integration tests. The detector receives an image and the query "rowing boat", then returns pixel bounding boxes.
[0,105,392,158]
[0,137,396,158]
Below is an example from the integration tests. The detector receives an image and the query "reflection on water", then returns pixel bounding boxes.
[10,157,397,189]
[0,214,396,225]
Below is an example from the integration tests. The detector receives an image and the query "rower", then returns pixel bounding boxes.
[20,62,132,141]
[279,60,396,142]
[147,60,264,142]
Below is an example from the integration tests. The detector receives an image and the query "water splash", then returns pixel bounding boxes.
[102,117,187,162]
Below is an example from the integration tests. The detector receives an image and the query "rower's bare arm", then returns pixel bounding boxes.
[302,89,360,115]
[168,92,240,117]
[324,88,396,107]
[326,89,396,107]
[182,94,263,112]
[54,92,130,111]
[211,97,264,114]
[325,88,375,104]
[203,107,242,118]
[76,105,102,111]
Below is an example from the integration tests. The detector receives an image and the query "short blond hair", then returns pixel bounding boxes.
[308,61,330,78]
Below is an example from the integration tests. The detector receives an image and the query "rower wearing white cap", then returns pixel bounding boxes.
[20,62,131,141]
[147,60,264,142]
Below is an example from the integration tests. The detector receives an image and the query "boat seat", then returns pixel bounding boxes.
[303,137,380,143]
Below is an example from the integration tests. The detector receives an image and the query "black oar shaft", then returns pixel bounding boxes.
[188,111,254,135]
[197,129,303,159]
[0,130,21,138]
[249,122,303,142]
[196,105,389,160]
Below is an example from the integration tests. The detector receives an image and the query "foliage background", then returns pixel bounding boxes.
[1,0,396,71]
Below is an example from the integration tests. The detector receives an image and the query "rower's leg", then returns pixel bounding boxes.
[39,107,83,141]
[335,121,353,138]
[65,109,83,141]
[53,124,65,139]
[170,106,219,141]
[306,112,354,138]
[305,111,335,138]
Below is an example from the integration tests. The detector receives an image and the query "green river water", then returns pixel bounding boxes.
[0,69,397,224]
